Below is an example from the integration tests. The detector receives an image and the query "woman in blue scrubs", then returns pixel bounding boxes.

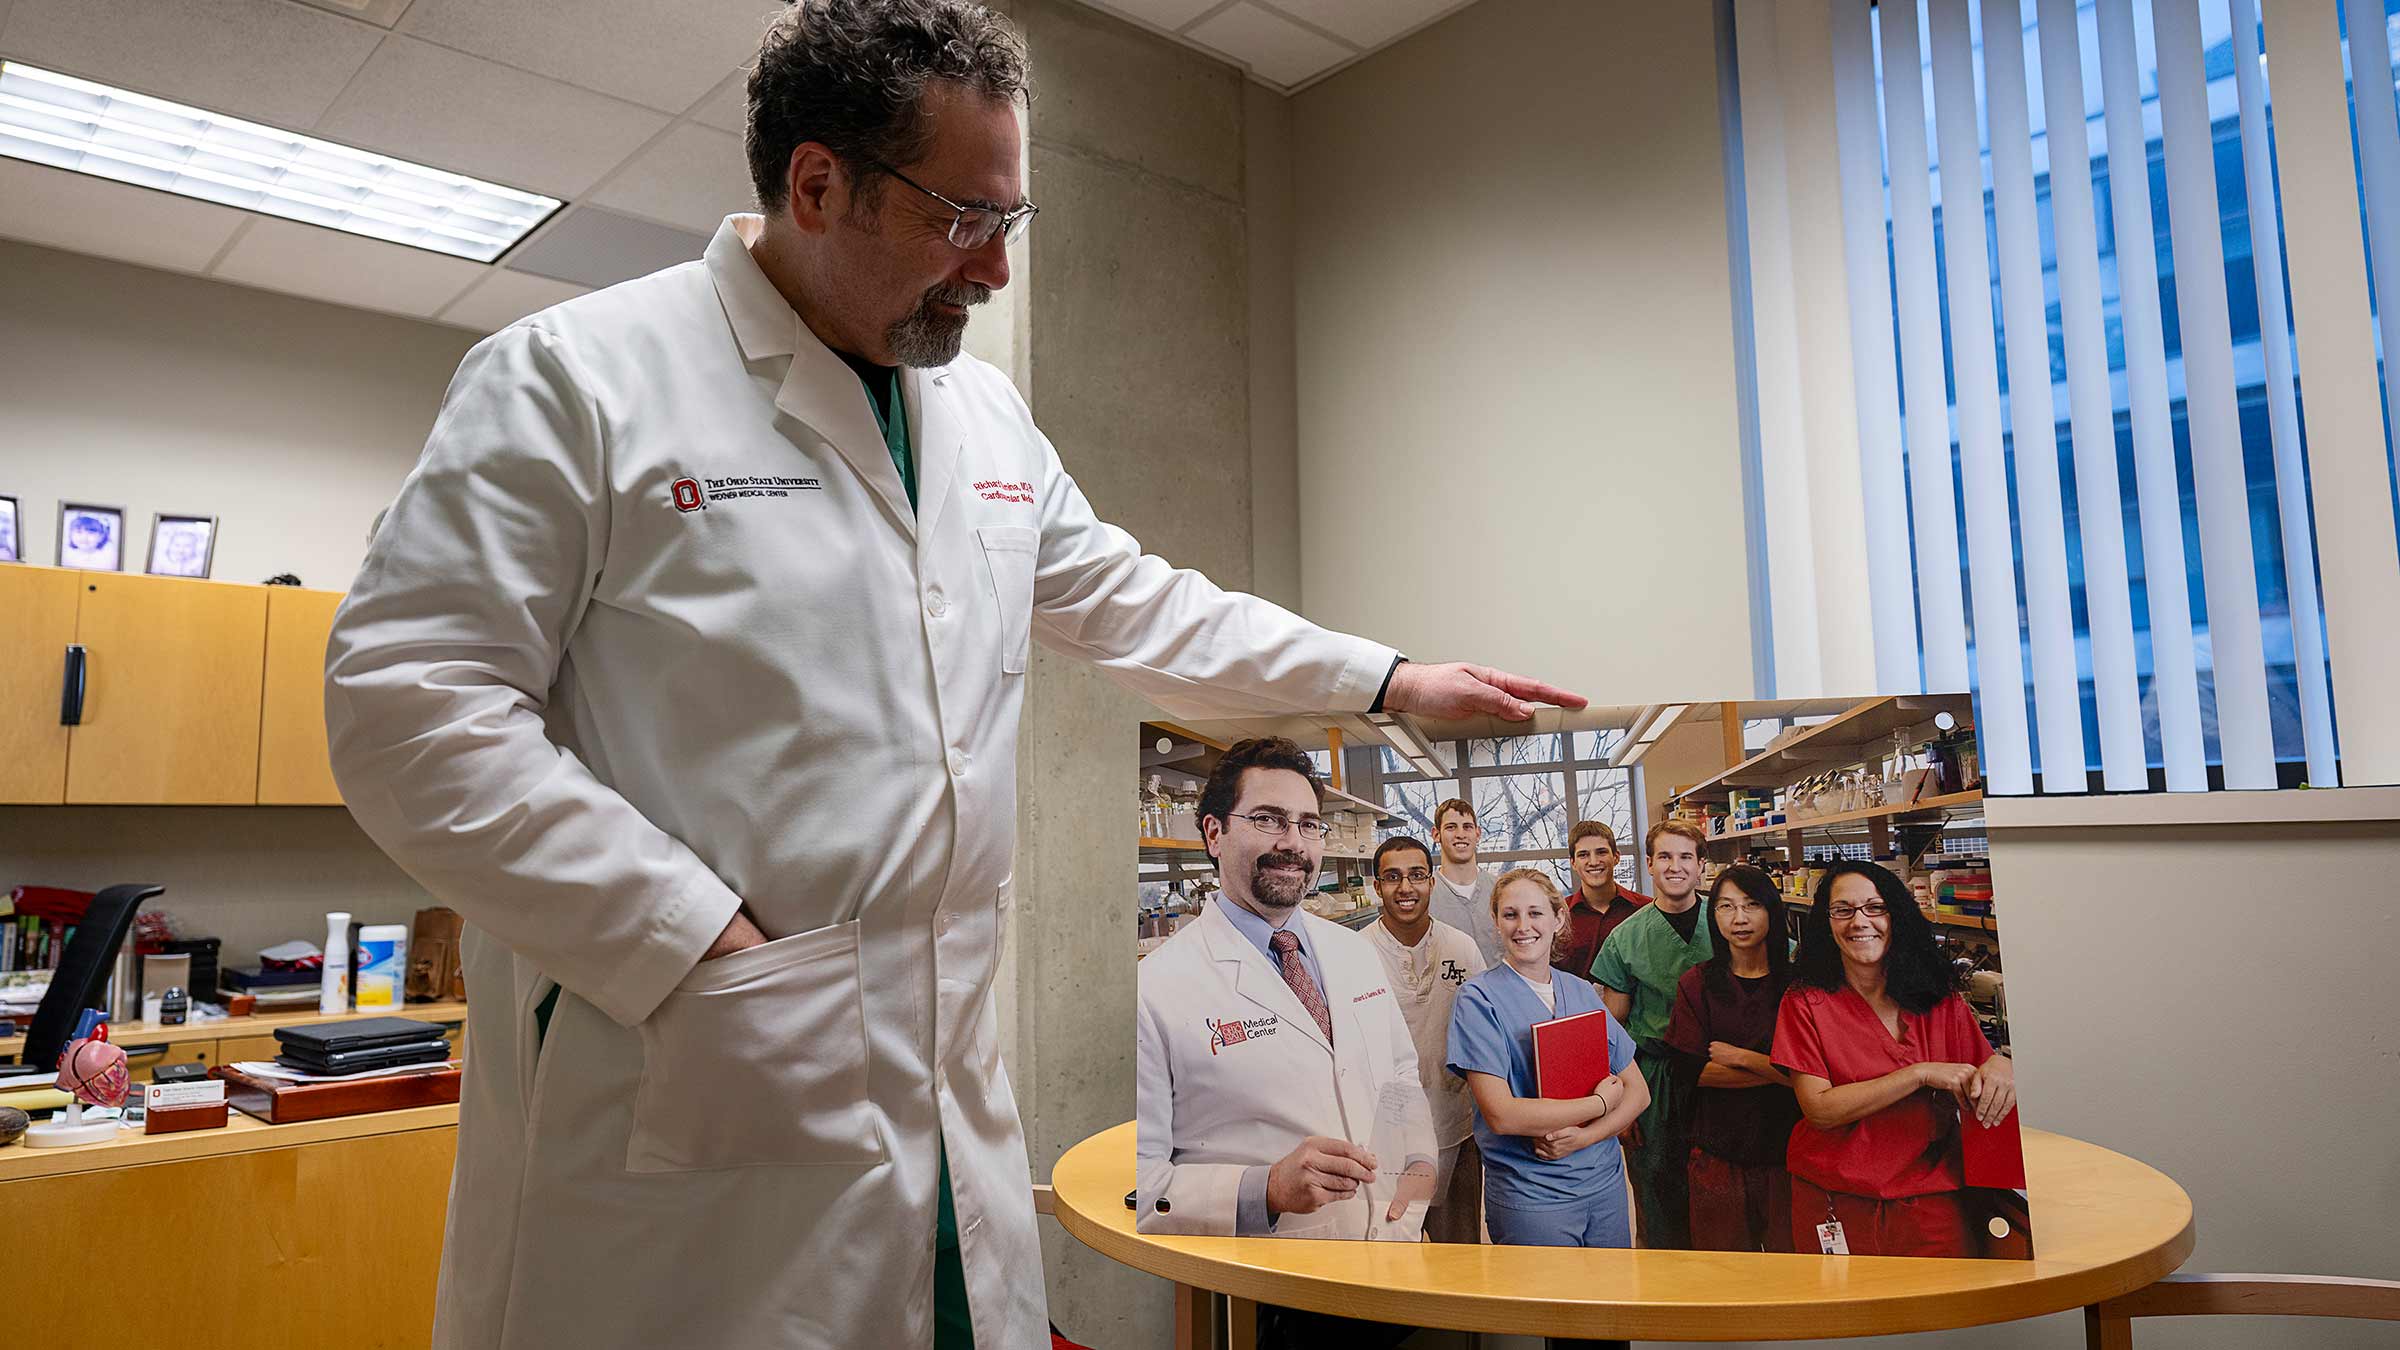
[1447,868,1649,1249]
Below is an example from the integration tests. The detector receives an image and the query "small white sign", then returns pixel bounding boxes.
[145,1079,227,1108]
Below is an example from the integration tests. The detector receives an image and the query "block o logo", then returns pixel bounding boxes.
[671,477,705,513]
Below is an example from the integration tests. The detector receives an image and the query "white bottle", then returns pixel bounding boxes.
[321,911,352,1014]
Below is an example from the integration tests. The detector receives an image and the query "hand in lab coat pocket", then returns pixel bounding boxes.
[626,919,886,1173]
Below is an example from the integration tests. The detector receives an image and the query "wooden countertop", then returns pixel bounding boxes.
[0,1102,459,1183]
[1050,1121,2194,1341]
[102,1000,469,1050]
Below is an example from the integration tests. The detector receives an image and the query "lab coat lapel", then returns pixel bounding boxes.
[906,365,966,545]
[773,338,916,541]
[1201,901,1334,1059]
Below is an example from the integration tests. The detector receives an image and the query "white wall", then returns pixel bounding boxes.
[0,238,477,589]
[1290,0,1754,701]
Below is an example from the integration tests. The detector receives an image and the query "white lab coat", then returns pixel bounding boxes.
[1133,898,1437,1241]
[324,215,1397,1350]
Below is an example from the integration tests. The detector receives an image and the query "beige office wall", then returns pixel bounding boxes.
[1290,0,1754,700]
[0,239,477,588]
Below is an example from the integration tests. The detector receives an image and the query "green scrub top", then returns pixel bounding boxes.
[1588,901,1713,1056]
[841,351,917,511]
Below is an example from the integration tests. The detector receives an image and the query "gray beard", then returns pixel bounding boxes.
[887,281,990,368]
[1245,854,1311,912]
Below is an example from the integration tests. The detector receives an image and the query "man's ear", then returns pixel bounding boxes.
[785,142,845,235]
[1200,815,1222,862]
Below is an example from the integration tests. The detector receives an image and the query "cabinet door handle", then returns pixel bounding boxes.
[60,644,87,726]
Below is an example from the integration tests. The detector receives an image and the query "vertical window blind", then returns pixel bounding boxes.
[1729,0,2400,791]
[1737,0,2400,787]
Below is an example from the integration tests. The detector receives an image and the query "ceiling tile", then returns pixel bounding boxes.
[1267,0,1469,51]
[314,36,668,198]
[686,71,748,134]
[287,0,413,26]
[0,157,247,273]
[502,205,710,289]
[1185,2,1355,89]
[0,0,384,130]
[437,267,589,332]
[397,0,780,113]
[587,122,754,234]
[211,216,484,319]
[1087,0,1223,29]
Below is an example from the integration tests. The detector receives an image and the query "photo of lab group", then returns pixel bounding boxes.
[1133,694,2027,1273]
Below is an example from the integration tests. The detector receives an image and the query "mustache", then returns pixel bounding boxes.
[923,281,992,310]
[1255,850,1311,871]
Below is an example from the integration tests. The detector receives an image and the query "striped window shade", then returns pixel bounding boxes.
[1729,0,2400,791]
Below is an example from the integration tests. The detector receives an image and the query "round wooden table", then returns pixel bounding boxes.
[1049,1122,2193,1344]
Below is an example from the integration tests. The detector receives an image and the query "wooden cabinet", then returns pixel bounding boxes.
[257,587,344,805]
[121,1039,214,1084]
[65,572,269,804]
[0,567,78,803]
[0,566,344,806]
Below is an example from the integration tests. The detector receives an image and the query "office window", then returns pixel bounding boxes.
[1729,0,2400,789]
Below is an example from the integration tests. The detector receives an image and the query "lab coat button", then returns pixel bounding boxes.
[926,590,947,618]
[947,749,967,776]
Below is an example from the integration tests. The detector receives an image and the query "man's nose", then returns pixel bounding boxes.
[961,233,1010,291]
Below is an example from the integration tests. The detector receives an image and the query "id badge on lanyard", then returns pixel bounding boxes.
[1816,1194,1850,1255]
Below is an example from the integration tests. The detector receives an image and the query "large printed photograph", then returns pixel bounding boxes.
[1132,694,2029,1262]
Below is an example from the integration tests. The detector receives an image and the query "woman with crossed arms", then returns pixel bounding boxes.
[1772,860,2014,1257]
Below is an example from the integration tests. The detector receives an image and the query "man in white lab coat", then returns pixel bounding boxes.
[1135,739,1437,1348]
[323,5,1580,1350]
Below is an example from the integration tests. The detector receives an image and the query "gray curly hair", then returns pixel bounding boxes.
[745,0,1031,215]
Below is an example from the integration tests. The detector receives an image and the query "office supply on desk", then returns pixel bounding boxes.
[409,906,465,1002]
[320,911,351,1014]
[214,1062,461,1123]
[142,1078,228,1135]
[0,884,163,1084]
[356,924,408,1010]
[277,1039,450,1076]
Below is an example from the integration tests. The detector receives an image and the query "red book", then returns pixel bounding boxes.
[1961,1106,2027,1189]
[1531,1007,1615,1099]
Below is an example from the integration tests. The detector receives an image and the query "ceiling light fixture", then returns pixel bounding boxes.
[0,61,561,262]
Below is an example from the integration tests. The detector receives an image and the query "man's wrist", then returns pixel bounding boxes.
[1368,655,1408,713]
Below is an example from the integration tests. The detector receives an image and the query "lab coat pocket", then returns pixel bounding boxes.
[977,524,1037,674]
[626,919,885,1173]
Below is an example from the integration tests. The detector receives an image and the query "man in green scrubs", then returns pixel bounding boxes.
[1589,819,1713,1250]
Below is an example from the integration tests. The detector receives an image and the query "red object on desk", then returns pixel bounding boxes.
[1531,1007,1615,1099]
[1962,1106,2027,1189]
[211,1063,461,1124]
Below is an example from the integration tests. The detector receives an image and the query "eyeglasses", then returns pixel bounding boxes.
[1376,868,1433,886]
[1230,811,1333,841]
[871,160,1038,249]
[1826,901,1890,922]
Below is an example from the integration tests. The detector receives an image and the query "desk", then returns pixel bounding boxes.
[0,1105,458,1348]
[1049,1122,2194,1345]
[4,1000,470,1087]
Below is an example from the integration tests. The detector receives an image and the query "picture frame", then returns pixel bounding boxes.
[0,495,19,564]
[57,501,126,573]
[146,512,218,580]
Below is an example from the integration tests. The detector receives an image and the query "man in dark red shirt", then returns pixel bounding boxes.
[1551,819,1649,985]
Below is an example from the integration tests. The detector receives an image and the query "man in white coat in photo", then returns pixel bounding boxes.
[323,3,1581,1349]
[1135,739,1438,1347]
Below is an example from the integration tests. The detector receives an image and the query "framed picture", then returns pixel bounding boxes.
[146,512,218,579]
[57,501,125,572]
[0,495,19,563]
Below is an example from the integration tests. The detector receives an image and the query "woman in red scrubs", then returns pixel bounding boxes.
[1772,861,2014,1257]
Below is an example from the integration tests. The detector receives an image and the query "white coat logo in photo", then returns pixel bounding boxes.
[1208,1014,1277,1055]
[670,478,705,512]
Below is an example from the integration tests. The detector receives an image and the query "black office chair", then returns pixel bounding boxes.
[0,883,163,1080]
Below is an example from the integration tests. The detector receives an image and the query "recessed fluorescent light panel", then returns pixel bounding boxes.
[0,61,561,262]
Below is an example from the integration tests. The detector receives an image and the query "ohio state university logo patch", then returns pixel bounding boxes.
[671,477,705,512]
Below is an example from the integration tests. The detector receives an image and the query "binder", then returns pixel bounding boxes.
[1531,1007,1615,1099]
[1962,1106,2027,1189]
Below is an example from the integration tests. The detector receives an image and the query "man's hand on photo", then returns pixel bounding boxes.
[1383,662,1588,722]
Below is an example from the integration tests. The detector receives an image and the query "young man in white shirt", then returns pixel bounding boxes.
[1363,834,1488,1243]
[1428,798,1502,968]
